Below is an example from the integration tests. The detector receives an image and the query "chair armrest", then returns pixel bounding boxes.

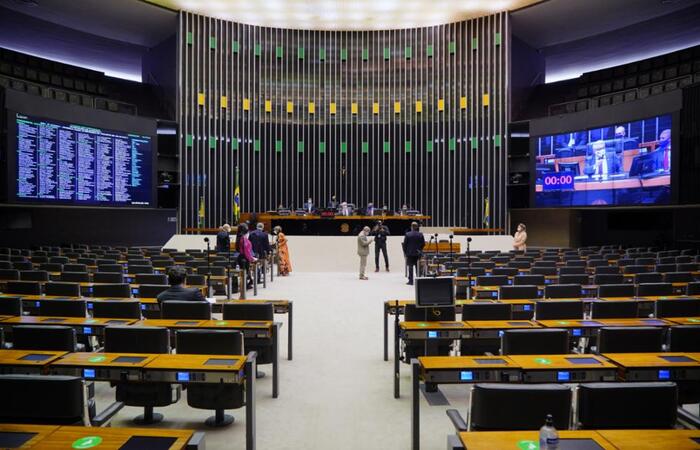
[92,401,124,427]
[446,409,468,432]
[186,431,206,450]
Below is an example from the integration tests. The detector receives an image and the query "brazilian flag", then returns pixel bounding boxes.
[482,197,490,227]
[233,166,240,223]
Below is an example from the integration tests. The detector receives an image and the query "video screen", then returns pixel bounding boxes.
[534,114,672,207]
[13,113,153,206]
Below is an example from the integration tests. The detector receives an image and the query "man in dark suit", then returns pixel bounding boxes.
[216,224,231,253]
[249,223,271,282]
[402,222,425,285]
[157,266,206,304]
[372,220,390,272]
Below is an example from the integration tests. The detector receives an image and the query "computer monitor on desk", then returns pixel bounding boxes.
[557,162,580,176]
[629,151,665,178]
[415,277,455,308]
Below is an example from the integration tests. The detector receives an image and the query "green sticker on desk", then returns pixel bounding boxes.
[534,358,552,365]
[85,319,97,324]
[516,440,539,450]
[689,318,700,323]
[72,436,102,449]
[217,321,228,326]
[417,323,428,327]
[660,297,668,300]
[88,356,106,363]
[557,321,570,325]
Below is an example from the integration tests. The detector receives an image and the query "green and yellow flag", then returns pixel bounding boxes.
[482,197,490,227]
[198,196,205,228]
[233,166,240,223]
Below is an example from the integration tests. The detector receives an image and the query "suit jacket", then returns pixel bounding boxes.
[216,231,230,253]
[372,226,390,246]
[402,231,425,257]
[357,234,371,256]
[157,285,206,304]
[249,230,271,257]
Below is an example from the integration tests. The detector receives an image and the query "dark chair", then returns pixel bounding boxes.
[637,283,673,297]
[60,272,91,283]
[593,266,620,275]
[38,263,63,273]
[19,271,50,282]
[161,301,211,320]
[544,284,582,299]
[6,281,41,295]
[565,260,587,267]
[596,327,664,353]
[97,264,124,273]
[664,272,694,283]
[0,297,22,316]
[624,265,650,274]
[176,329,245,427]
[0,269,20,281]
[63,264,88,273]
[531,267,557,276]
[593,274,624,285]
[44,282,81,297]
[506,261,530,270]
[476,275,509,287]
[687,282,700,296]
[92,300,142,320]
[137,284,170,299]
[472,262,495,270]
[455,267,486,277]
[197,266,226,276]
[48,256,69,265]
[12,325,77,351]
[39,299,87,318]
[655,264,677,273]
[634,273,664,284]
[655,298,700,318]
[223,303,276,373]
[597,284,635,298]
[92,284,131,298]
[104,326,176,424]
[668,326,700,352]
[128,265,154,275]
[461,303,511,321]
[535,301,584,320]
[492,267,518,277]
[587,259,608,268]
[558,274,589,285]
[590,301,639,319]
[77,258,97,266]
[93,272,124,284]
[499,285,539,300]
[576,382,678,429]
[677,263,699,272]
[501,329,570,355]
[186,274,207,286]
[558,267,586,275]
[447,384,572,431]
[13,262,34,271]
[0,261,12,269]
[135,274,168,285]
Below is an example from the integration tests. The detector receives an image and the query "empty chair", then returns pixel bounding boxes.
[461,303,511,321]
[39,299,87,318]
[544,284,582,299]
[48,256,69,265]
[587,259,608,268]
[104,326,176,424]
[135,274,168,285]
[637,283,673,297]
[597,284,635,298]
[19,270,49,282]
[472,261,495,270]
[668,326,700,352]
[597,327,664,353]
[63,263,87,273]
[577,382,677,429]
[558,267,587,275]
[97,264,124,273]
[655,263,677,273]
[60,272,91,283]
[92,283,131,298]
[455,267,486,278]
[591,300,639,319]
[38,263,63,273]
[499,285,539,300]
[634,257,656,266]
[531,267,557,276]
[501,328,570,354]
[634,272,663,284]
[664,272,694,283]
[506,261,530,270]
[0,261,12,269]
[623,265,650,274]
[5,281,41,295]
[44,282,81,297]
[93,272,124,283]
[0,297,22,316]
[12,261,33,271]
[0,269,20,281]
[593,274,624,285]
[535,301,584,320]
[12,325,77,351]
[161,301,211,320]
[513,275,545,286]
[476,275,509,287]
[31,256,48,264]
[687,282,700,295]
[492,267,518,277]
[677,262,699,272]
[594,266,620,275]
[222,303,277,375]
[655,298,700,318]
[137,284,169,299]
[197,266,226,276]
[76,257,97,266]
[128,265,154,275]
[176,329,245,427]
[533,261,557,268]
[558,274,589,285]
[565,260,587,267]
[92,300,142,319]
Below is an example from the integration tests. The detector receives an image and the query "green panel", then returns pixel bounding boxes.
[362,48,369,61]
[362,141,369,154]
[186,32,193,45]
[254,43,261,56]
[276,46,283,58]
[232,40,239,53]
[340,48,347,61]
[319,47,326,61]
[319,141,326,153]
[383,47,390,60]
[298,46,305,59]
[254,140,261,152]
[471,37,478,50]
[297,141,304,153]
[209,136,216,148]
[231,138,239,150]
[209,36,216,49]
[426,140,433,153]
[405,141,412,153]
[494,134,502,147]
[405,46,412,59]
[340,141,347,153]
[275,140,283,152]
[186,134,193,147]
[448,41,456,54]
[426,44,434,57]
[383,141,390,153]
[470,137,478,150]
[449,138,456,151]
[495,32,502,46]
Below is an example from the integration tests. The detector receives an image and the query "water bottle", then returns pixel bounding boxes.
[539,414,559,450]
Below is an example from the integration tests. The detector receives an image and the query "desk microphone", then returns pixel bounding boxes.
[203,237,210,243]
[467,237,472,243]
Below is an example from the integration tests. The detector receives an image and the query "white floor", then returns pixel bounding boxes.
[97,267,465,450]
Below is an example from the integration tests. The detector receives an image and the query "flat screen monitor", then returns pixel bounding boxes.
[415,277,455,308]
[534,113,672,207]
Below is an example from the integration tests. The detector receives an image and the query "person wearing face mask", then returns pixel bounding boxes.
[357,226,373,280]
[513,223,527,251]
[235,223,257,290]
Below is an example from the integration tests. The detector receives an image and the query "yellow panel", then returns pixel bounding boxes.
[265,100,272,113]
[460,96,467,109]
[243,98,250,111]
[482,93,489,106]
[197,93,205,106]
[394,101,401,114]
[351,102,358,114]
[437,98,445,112]
[287,101,294,113]
[330,102,337,114]
[415,100,422,113]
[308,101,315,114]
[372,102,379,114]
[220,96,228,109]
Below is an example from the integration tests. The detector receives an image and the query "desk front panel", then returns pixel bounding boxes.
[399,321,471,340]
[465,320,541,340]
[48,352,158,382]
[507,354,617,383]
[143,354,246,384]
[419,356,520,384]
[603,352,700,382]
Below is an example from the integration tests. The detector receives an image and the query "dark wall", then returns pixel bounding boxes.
[142,33,177,120]
[510,35,545,122]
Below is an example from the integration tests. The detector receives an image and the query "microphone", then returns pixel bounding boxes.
[203,237,210,243]
[467,237,472,243]
[449,234,454,239]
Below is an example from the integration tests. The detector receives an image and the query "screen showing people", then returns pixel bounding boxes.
[13,113,154,206]
[534,114,672,207]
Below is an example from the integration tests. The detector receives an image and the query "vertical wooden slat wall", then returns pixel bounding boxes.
[178,12,510,231]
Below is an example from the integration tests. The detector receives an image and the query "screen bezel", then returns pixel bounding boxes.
[415,276,456,308]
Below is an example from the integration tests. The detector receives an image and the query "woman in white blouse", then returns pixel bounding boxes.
[513,223,527,251]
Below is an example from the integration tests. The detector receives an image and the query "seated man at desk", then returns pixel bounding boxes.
[157,266,206,304]
[303,197,316,214]
[339,201,352,216]
[584,140,621,178]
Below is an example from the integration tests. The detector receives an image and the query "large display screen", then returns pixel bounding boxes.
[534,114,672,207]
[13,113,153,206]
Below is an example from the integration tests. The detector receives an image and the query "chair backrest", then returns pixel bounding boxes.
[668,326,700,352]
[12,325,77,351]
[39,299,87,318]
[535,301,584,320]
[92,283,131,298]
[461,303,511,321]
[135,274,168,285]
[472,261,495,270]
[455,267,486,277]
[544,284,582,299]
[501,329,570,355]
[469,383,572,431]
[577,382,678,429]
[655,298,700,318]
[92,272,124,284]
[558,274,590,285]
[513,275,545,286]
[44,282,81,297]
[587,259,608,268]
[597,284,635,298]
[565,260,587,267]
[597,327,664,353]
[636,283,673,297]
[533,261,557,268]
[0,297,22,316]
[476,275,509,287]
[506,261,531,270]
[128,265,153,275]
[531,267,557,276]
[197,266,226,276]
[594,266,620,275]
[161,301,212,320]
[185,274,207,285]
[62,264,87,273]
[655,263,677,273]
[104,326,170,353]
[13,262,34,271]
[592,274,624,286]
[38,263,63,273]
[48,256,69,264]
[623,265,650,274]
[19,271,49,282]
[492,267,519,277]
[590,300,639,319]
[0,269,20,281]
[97,264,124,273]
[499,285,539,300]
[677,263,699,272]
[137,284,170,299]
[634,272,663,284]
[6,281,41,295]
[687,282,700,296]
[76,258,97,266]
[91,300,142,319]
[176,329,244,355]
[60,272,91,283]
[0,374,85,425]
[558,267,586,275]
[663,272,693,283]
[403,304,456,321]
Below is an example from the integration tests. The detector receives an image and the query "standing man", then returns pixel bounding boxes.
[216,224,231,253]
[357,226,373,280]
[402,222,425,285]
[372,220,390,272]
[249,223,272,282]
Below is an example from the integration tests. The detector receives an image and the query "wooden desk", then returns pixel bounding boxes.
[1,316,136,338]
[507,354,617,383]
[598,429,700,449]
[31,425,197,450]
[465,320,541,339]
[668,317,700,325]
[603,352,700,382]
[144,354,246,384]
[0,349,67,375]
[457,430,615,450]
[49,352,158,382]
[0,424,59,449]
